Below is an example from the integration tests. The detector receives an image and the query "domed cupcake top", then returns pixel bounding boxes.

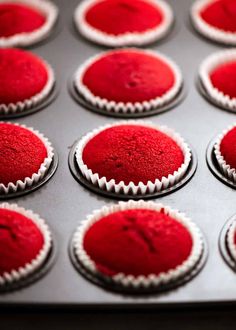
[75,49,182,113]
[0,203,52,286]
[75,0,173,46]
[191,0,236,45]
[0,122,54,194]
[82,124,184,185]
[220,126,236,169]
[0,0,58,47]
[75,121,191,195]
[73,201,204,289]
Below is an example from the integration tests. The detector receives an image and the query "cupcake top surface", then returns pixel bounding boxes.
[84,0,164,36]
[0,48,49,105]
[210,60,236,99]
[220,126,236,169]
[0,2,46,38]
[0,208,44,276]
[83,208,193,277]
[0,123,47,186]
[82,49,175,103]
[200,0,236,33]
[82,124,184,185]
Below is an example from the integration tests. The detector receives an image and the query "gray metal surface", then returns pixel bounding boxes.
[1,0,236,308]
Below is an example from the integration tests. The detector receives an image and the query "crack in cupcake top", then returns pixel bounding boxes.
[200,0,236,33]
[0,208,44,276]
[0,48,49,105]
[0,123,47,186]
[82,124,184,185]
[83,208,193,277]
[82,49,175,103]
[0,2,46,37]
[84,0,164,35]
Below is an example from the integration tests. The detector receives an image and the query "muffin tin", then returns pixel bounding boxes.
[1,0,236,308]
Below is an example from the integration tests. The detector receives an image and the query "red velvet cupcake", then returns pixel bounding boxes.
[0,0,58,47]
[214,124,236,183]
[73,201,203,290]
[0,122,54,194]
[74,0,173,46]
[75,49,182,114]
[227,220,236,262]
[191,0,236,45]
[0,203,52,287]
[75,121,191,195]
[199,49,236,111]
[0,48,54,115]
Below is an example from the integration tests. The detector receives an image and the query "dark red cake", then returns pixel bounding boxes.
[82,49,175,103]
[0,208,44,276]
[210,60,236,99]
[0,123,47,186]
[82,124,184,185]
[83,208,193,277]
[0,2,45,38]
[0,48,49,105]
[84,0,164,36]
[220,127,236,169]
[200,0,236,33]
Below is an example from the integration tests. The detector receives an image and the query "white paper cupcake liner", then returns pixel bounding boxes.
[75,121,192,195]
[0,203,52,286]
[73,200,204,289]
[74,49,183,114]
[227,220,236,262]
[0,122,54,194]
[191,0,236,45]
[199,49,236,111]
[0,0,58,47]
[0,59,55,115]
[214,124,236,183]
[74,0,173,47]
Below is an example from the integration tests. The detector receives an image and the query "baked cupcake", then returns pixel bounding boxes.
[0,0,58,47]
[74,0,173,47]
[227,220,236,262]
[214,124,236,183]
[199,50,236,111]
[191,0,236,45]
[72,200,204,290]
[74,49,182,114]
[75,121,191,195]
[0,48,55,115]
[0,203,52,287]
[0,122,54,194]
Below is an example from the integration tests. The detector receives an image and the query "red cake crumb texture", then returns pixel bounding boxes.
[200,0,236,33]
[82,125,184,185]
[0,48,48,105]
[0,123,47,186]
[0,3,46,38]
[85,0,164,36]
[0,208,44,276]
[82,50,175,103]
[210,61,236,99]
[220,127,236,170]
[83,209,193,277]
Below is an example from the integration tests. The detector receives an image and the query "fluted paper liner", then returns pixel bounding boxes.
[227,220,236,262]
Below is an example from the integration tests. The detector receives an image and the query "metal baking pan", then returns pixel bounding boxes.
[1,0,236,309]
